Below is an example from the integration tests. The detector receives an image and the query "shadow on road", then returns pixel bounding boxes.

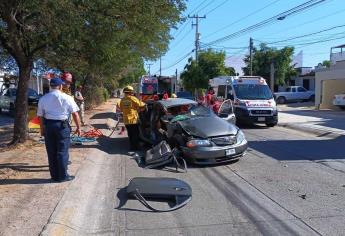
[0,163,49,172]
[91,123,110,130]
[90,112,115,120]
[249,136,345,161]
[70,136,131,155]
[0,178,56,185]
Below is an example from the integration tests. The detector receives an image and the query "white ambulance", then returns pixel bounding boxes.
[209,76,278,127]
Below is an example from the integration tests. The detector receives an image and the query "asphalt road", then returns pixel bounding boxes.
[42,117,345,236]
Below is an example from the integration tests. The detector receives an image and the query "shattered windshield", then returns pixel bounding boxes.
[169,104,213,122]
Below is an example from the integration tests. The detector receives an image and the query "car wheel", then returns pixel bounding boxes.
[266,122,277,127]
[277,96,286,104]
[9,103,15,117]
[339,106,345,110]
[309,95,315,102]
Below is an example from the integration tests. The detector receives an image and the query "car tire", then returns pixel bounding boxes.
[309,95,315,102]
[266,122,277,127]
[277,96,286,104]
[9,103,15,117]
[339,106,345,110]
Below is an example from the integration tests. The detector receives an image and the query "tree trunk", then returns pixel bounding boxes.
[11,62,32,145]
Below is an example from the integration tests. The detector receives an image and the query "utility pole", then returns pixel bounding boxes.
[270,60,275,92]
[175,68,178,93]
[188,14,206,62]
[249,37,253,76]
[146,63,153,77]
[159,56,162,76]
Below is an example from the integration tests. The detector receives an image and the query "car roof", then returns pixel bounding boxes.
[157,98,197,108]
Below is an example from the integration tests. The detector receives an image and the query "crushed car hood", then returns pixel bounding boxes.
[178,116,238,138]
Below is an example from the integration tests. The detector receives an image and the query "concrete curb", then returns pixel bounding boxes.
[278,122,344,138]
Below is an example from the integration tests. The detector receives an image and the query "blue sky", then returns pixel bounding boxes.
[148,0,345,76]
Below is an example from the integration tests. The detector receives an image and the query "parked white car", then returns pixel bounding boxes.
[274,86,315,104]
[333,94,345,110]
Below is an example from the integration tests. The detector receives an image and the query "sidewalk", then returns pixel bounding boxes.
[278,104,345,137]
[0,99,119,236]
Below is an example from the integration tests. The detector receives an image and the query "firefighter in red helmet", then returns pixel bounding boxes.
[61,72,73,96]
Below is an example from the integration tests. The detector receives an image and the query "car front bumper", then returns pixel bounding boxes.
[180,141,248,165]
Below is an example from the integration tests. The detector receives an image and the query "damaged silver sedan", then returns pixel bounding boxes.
[139,98,248,165]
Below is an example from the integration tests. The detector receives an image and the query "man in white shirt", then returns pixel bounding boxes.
[37,77,81,182]
[74,85,85,126]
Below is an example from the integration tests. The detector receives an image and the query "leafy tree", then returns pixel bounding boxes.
[243,44,296,86]
[0,0,185,144]
[181,49,236,92]
[321,60,330,68]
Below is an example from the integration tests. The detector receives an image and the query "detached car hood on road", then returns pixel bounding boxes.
[178,116,238,138]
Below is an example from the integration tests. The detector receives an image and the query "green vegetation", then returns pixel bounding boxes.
[181,49,236,93]
[243,44,296,86]
[321,60,331,68]
[0,0,185,144]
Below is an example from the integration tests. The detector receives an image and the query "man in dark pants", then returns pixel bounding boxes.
[37,78,81,182]
[119,86,145,150]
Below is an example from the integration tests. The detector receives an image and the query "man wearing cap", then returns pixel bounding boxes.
[37,78,81,182]
[119,85,145,150]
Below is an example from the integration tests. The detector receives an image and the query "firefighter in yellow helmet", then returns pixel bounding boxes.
[120,85,146,150]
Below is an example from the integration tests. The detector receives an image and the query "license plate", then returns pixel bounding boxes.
[258,117,265,121]
[226,149,236,156]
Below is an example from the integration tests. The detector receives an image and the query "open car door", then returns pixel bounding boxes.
[218,99,236,124]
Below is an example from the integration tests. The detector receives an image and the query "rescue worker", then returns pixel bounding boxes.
[119,85,145,150]
[74,85,85,126]
[61,72,73,96]
[171,93,177,98]
[205,87,214,106]
[163,91,169,100]
[37,77,81,182]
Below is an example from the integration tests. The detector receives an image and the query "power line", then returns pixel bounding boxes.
[172,0,211,42]
[257,31,345,47]
[160,50,194,72]
[188,0,209,15]
[204,0,229,16]
[170,28,193,49]
[173,19,191,39]
[196,0,214,14]
[260,7,345,38]
[257,24,345,45]
[202,0,283,40]
[202,44,248,50]
[286,34,345,47]
[201,0,329,48]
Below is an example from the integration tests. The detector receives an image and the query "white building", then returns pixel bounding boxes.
[289,67,315,91]
[315,44,345,110]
